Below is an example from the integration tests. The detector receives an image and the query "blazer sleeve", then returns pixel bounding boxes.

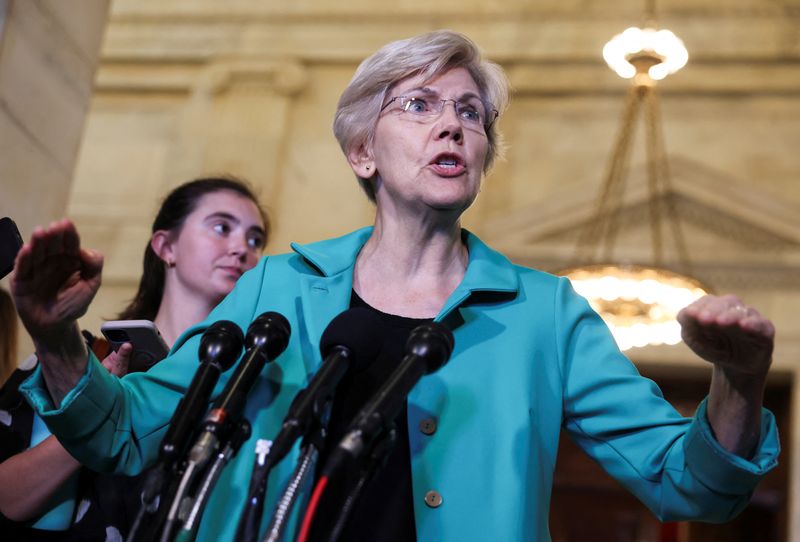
[555,277,779,522]
[19,256,271,475]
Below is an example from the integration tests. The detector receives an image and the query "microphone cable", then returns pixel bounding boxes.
[261,443,319,542]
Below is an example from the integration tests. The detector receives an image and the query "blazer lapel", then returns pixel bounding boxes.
[298,272,353,376]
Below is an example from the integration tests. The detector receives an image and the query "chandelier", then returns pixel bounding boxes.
[561,14,709,351]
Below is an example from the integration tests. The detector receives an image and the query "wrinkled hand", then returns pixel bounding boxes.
[10,219,103,346]
[677,294,774,379]
[101,343,131,377]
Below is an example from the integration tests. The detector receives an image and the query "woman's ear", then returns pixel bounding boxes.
[151,230,176,268]
[347,143,375,178]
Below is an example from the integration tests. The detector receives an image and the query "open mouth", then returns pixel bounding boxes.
[431,153,464,168]
[429,153,466,175]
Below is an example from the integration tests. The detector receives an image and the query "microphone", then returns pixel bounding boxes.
[234,308,385,542]
[321,321,454,476]
[159,312,291,542]
[158,320,244,466]
[129,320,244,542]
[265,307,385,469]
[189,311,291,465]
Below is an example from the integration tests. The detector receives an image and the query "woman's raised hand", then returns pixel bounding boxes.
[9,219,105,404]
[677,294,774,380]
[10,219,103,350]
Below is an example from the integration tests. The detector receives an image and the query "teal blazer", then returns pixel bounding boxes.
[22,227,779,541]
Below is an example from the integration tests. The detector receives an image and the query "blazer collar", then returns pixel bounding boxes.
[290,227,521,373]
[291,226,519,295]
[290,227,372,277]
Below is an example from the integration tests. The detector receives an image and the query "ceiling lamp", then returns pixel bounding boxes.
[561,12,709,351]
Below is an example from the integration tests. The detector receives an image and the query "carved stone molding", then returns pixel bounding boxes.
[97,8,800,63]
[95,57,309,97]
[198,58,308,96]
[484,157,800,291]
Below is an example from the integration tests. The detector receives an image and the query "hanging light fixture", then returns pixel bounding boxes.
[561,4,710,351]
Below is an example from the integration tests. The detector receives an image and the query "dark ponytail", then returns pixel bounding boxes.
[117,176,269,320]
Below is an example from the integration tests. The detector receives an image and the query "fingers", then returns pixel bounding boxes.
[61,219,81,258]
[101,343,132,377]
[678,294,774,340]
[29,226,49,268]
[11,240,35,285]
[12,219,101,284]
[81,248,104,280]
[740,310,776,340]
[19,219,78,264]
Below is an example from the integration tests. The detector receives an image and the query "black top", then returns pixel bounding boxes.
[308,291,429,542]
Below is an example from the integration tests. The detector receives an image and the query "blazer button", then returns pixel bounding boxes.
[424,490,443,508]
[419,418,437,435]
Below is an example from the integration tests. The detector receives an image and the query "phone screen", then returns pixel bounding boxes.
[0,217,23,280]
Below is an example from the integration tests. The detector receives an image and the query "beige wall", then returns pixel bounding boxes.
[0,0,109,242]
[0,0,110,356]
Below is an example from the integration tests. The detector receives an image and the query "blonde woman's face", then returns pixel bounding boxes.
[367,67,489,215]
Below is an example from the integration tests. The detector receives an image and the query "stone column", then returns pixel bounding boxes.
[0,0,110,359]
[0,0,110,241]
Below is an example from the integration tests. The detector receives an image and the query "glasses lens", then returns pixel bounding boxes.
[400,96,433,115]
[456,98,487,124]
[393,94,497,130]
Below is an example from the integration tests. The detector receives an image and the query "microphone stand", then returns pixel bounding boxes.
[160,459,201,542]
[127,319,245,542]
[236,420,330,542]
[128,464,184,542]
[235,438,274,542]
[323,425,398,542]
[160,405,245,542]
[240,414,328,542]
[127,467,163,542]
[173,419,252,542]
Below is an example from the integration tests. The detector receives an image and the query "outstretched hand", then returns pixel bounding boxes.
[10,219,104,347]
[677,294,774,380]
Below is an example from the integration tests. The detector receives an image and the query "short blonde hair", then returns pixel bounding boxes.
[333,30,510,201]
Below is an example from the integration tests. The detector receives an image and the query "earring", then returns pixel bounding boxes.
[366,166,370,171]
[167,260,176,268]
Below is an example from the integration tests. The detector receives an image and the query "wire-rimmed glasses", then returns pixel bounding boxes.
[380,93,499,131]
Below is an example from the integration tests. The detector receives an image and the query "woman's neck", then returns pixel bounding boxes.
[353,214,468,318]
[153,284,217,347]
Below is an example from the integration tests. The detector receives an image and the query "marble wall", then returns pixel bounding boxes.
[0,0,109,241]
[0,0,110,359]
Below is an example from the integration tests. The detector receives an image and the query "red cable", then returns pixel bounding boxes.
[297,475,329,542]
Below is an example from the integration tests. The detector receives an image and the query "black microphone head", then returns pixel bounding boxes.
[245,311,291,360]
[198,320,244,371]
[319,308,385,372]
[406,322,454,374]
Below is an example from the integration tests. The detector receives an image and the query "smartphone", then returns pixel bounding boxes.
[101,319,170,372]
[0,217,23,280]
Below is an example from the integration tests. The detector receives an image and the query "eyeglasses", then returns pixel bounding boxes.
[380,93,499,130]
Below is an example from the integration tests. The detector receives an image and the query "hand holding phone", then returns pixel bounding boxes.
[101,319,170,372]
